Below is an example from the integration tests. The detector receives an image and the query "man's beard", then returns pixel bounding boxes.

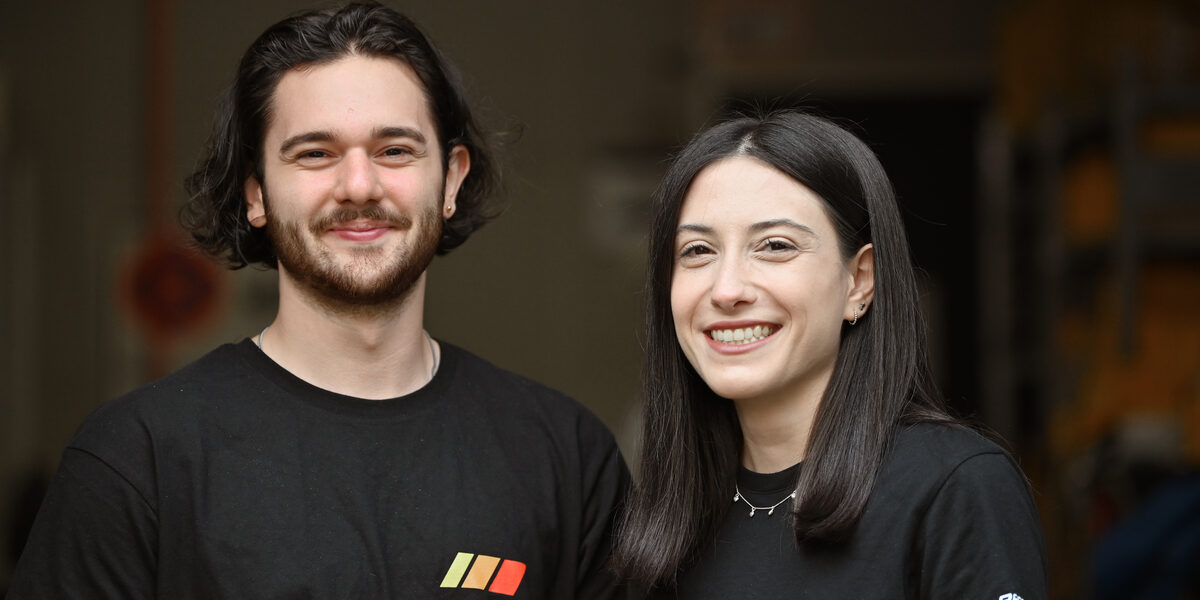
[265,197,442,314]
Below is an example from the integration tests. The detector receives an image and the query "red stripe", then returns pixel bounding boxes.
[487,560,526,596]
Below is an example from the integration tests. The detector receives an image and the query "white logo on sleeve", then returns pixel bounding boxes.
[999,595,1024,600]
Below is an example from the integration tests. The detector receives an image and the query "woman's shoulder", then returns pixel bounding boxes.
[877,427,1047,596]
[881,423,1024,494]
[893,422,1009,463]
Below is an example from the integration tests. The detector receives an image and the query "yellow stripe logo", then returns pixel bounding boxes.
[440,551,527,596]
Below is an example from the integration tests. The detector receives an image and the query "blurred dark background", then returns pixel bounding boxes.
[2,0,1199,597]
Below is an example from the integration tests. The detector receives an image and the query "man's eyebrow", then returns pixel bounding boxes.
[278,131,335,156]
[749,219,816,236]
[277,127,428,156]
[373,126,426,144]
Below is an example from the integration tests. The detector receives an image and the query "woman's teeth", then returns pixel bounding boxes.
[708,325,774,345]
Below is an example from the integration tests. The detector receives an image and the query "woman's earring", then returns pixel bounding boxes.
[850,302,866,326]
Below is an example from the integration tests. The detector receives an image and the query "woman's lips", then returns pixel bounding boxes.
[703,323,778,353]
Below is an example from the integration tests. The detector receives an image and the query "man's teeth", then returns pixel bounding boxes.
[708,325,774,345]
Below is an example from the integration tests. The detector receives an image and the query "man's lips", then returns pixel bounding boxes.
[327,221,393,242]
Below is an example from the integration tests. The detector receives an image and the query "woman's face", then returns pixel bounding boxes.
[670,156,866,407]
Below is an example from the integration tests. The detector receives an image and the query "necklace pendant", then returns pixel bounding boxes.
[768,507,775,516]
[733,493,740,503]
[749,508,756,517]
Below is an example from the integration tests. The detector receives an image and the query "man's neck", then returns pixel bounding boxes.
[259,273,437,400]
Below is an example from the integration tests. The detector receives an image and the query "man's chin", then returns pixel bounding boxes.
[268,203,442,313]
[303,257,417,290]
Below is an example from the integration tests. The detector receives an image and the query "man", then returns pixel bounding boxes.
[9,3,629,598]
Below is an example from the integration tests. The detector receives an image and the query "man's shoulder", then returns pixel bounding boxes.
[442,342,573,403]
[72,342,250,444]
[109,341,247,403]
[440,342,615,437]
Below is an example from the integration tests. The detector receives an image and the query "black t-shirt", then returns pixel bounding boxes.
[663,424,1047,599]
[10,340,630,599]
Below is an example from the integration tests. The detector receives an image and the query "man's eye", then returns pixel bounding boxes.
[299,150,328,159]
[383,147,413,157]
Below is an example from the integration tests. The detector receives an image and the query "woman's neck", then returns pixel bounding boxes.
[735,369,832,473]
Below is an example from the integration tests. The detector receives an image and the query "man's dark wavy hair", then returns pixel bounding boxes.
[181,2,500,269]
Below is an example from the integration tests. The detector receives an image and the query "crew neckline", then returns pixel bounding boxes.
[234,337,458,420]
[737,461,803,495]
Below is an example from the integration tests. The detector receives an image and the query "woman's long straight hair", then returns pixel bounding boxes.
[612,111,955,590]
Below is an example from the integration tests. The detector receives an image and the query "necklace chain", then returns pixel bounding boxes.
[733,484,798,517]
[423,331,439,379]
[256,325,439,380]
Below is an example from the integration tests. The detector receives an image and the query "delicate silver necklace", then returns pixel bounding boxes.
[256,325,439,380]
[733,485,798,517]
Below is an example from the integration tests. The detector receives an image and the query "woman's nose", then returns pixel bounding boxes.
[709,258,756,310]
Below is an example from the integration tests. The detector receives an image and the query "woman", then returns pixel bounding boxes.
[614,111,1047,598]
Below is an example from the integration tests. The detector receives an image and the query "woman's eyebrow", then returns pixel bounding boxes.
[676,223,715,235]
[749,219,815,235]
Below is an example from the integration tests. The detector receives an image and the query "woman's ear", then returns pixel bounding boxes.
[845,243,875,322]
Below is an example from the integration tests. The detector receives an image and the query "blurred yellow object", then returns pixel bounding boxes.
[1062,151,1119,245]
[997,0,1196,133]
[1141,116,1200,156]
[1051,262,1200,463]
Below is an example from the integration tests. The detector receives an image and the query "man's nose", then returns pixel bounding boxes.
[336,150,382,203]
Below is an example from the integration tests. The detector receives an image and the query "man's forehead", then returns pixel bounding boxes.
[264,55,437,144]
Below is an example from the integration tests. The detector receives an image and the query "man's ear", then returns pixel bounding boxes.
[845,243,875,321]
[441,145,470,219]
[244,177,267,228]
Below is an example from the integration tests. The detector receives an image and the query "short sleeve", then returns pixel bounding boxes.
[573,417,635,600]
[8,448,158,599]
[915,452,1048,600]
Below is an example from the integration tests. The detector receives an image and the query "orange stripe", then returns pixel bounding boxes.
[460,554,501,589]
[487,560,527,596]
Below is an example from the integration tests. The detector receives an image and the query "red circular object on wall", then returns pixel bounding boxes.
[121,231,223,343]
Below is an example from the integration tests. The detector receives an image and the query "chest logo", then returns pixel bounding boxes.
[440,551,527,596]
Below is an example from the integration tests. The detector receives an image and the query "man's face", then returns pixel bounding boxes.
[244,54,469,311]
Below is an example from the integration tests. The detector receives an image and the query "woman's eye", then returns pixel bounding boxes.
[763,238,796,252]
[679,243,713,259]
